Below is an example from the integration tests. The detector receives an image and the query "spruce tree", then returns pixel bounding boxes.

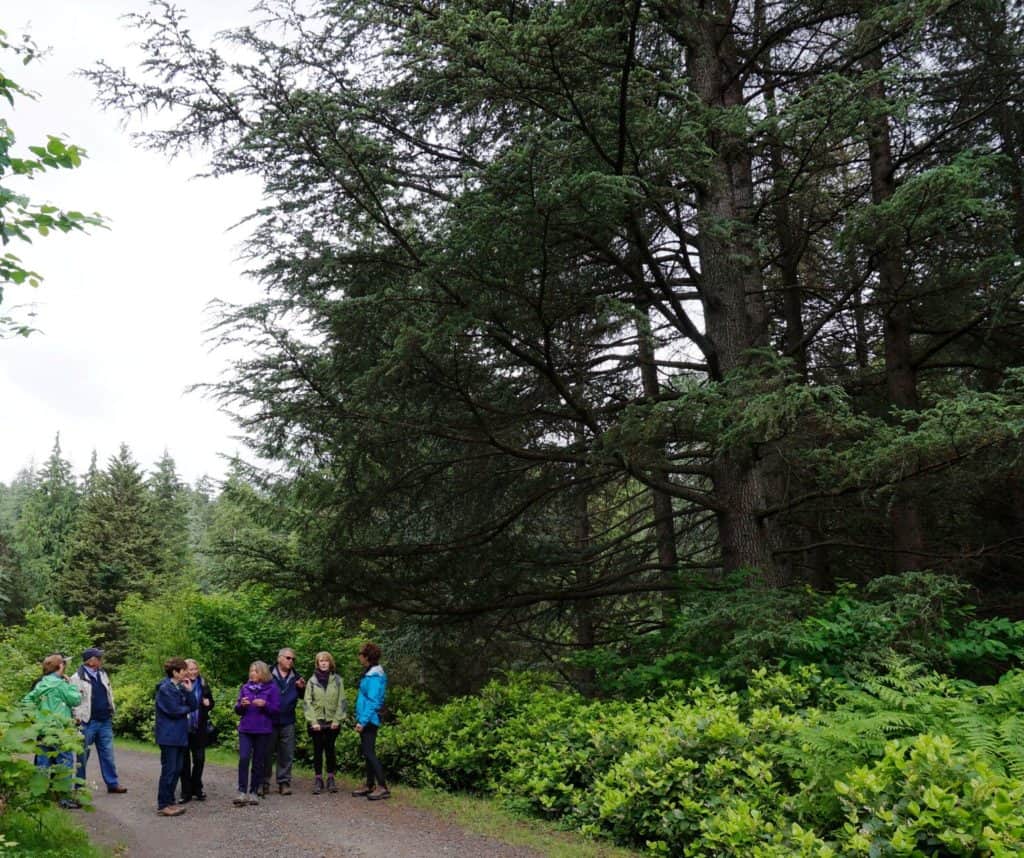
[147,450,191,580]
[60,444,162,642]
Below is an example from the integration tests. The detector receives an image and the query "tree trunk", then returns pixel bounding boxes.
[863,41,927,571]
[572,484,597,695]
[688,7,781,583]
[634,302,679,594]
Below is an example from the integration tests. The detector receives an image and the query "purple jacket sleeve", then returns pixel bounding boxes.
[264,682,281,717]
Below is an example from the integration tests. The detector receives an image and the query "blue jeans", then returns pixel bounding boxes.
[36,747,76,804]
[77,718,120,788]
[158,746,186,810]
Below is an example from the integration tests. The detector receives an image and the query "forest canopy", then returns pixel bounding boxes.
[12,0,1024,670]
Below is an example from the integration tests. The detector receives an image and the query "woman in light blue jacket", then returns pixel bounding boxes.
[351,642,389,800]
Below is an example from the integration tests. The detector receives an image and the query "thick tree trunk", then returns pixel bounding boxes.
[863,44,927,572]
[688,8,781,583]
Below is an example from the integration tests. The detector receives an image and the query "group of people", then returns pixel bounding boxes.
[25,642,389,818]
[23,646,128,809]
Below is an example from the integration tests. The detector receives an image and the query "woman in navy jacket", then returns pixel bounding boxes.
[154,657,197,817]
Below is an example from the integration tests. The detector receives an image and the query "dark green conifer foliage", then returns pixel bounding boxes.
[8,435,80,616]
[82,0,1024,648]
[147,450,191,580]
[59,444,161,643]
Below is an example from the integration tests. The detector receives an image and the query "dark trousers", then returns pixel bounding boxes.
[263,722,296,786]
[238,732,271,793]
[180,732,206,799]
[158,745,186,810]
[310,724,340,775]
[360,724,386,788]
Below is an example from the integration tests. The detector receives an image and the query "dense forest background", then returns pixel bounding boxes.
[4,0,1024,853]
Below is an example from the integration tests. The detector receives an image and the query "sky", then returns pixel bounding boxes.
[2,0,266,486]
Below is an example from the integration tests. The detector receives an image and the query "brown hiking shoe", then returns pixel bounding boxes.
[158,805,186,816]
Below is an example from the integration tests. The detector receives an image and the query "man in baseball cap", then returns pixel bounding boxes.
[69,647,127,794]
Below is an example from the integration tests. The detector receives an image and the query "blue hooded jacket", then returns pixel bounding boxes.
[355,665,387,727]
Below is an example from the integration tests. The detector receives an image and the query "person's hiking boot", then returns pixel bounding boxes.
[351,785,372,797]
[313,775,324,795]
[59,798,82,809]
[107,785,128,794]
[248,791,261,805]
[279,782,292,795]
[158,805,186,816]
[367,787,391,801]
[259,782,270,797]
[233,792,248,806]
[326,774,338,793]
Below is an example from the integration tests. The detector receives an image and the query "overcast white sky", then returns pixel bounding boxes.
[2,0,267,486]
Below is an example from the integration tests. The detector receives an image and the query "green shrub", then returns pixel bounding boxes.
[835,734,1024,856]
[575,572,1021,696]
[495,690,642,819]
[0,608,93,707]
[376,673,537,789]
[0,805,107,857]
[584,683,810,855]
[0,704,88,818]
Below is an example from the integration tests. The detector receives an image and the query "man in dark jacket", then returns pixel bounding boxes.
[262,647,305,795]
[179,658,214,803]
[154,657,197,817]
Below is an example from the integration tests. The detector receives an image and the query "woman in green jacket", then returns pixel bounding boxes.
[303,650,345,794]
[22,654,82,807]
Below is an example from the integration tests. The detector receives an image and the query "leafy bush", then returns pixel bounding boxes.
[0,704,86,818]
[794,662,1024,814]
[835,734,1024,856]
[375,673,538,790]
[575,572,1024,696]
[0,804,107,858]
[0,608,93,707]
[365,665,1024,856]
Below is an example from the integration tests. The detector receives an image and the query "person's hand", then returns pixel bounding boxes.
[181,678,193,691]
[240,697,251,707]
[330,721,339,730]
[312,722,321,731]
[355,723,363,733]
[253,698,266,707]
[202,698,211,707]
[295,677,306,690]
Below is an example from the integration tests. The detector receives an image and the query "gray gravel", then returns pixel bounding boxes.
[75,747,542,857]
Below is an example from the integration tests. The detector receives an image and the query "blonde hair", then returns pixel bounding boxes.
[314,651,336,672]
[249,660,272,683]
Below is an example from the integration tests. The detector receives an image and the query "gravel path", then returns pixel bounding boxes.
[76,748,542,858]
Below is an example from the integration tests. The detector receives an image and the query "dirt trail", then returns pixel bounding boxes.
[75,748,542,857]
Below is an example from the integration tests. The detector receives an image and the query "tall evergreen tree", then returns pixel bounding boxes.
[85,0,1024,650]
[147,450,191,580]
[9,435,80,614]
[60,444,161,642]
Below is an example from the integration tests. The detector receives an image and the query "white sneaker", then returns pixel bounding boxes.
[248,792,260,805]
[233,792,248,806]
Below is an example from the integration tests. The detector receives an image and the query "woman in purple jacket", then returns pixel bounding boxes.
[233,661,280,806]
